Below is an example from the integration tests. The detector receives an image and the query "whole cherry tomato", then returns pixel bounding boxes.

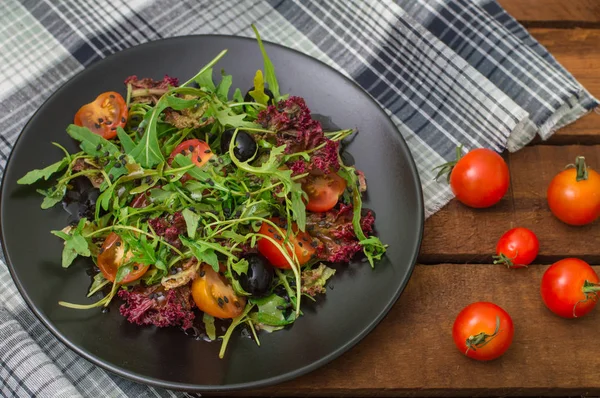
[452,302,514,361]
[435,146,509,208]
[541,258,600,318]
[493,227,539,268]
[547,156,600,226]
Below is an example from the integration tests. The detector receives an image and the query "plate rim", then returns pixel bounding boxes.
[0,34,424,392]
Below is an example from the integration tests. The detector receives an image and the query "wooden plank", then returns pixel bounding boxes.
[528,28,600,144]
[419,145,600,264]
[223,264,600,397]
[497,0,600,23]
[542,112,600,145]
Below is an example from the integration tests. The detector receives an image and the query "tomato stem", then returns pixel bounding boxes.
[573,280,600,317]
[465,316,501,354]
[492,251,522,269]
[575,156,589,182]
[432,144,464,183]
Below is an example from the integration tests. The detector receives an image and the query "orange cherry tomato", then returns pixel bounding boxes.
[302,172,347,213]
[97,232,149,283]
[257,217,315,269]
[74,91,128,139]
[191,264,246,319]
[452,302,514,361]
[547,156,600,226]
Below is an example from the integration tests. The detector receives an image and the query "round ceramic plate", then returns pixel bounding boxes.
[0,35,423,391]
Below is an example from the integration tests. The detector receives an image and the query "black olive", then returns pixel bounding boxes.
[237,253,274,297]
[244,87,274,105]
[220,129,258,162]
[62,176,100,222]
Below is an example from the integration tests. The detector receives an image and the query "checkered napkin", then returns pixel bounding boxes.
[0,0,597,396]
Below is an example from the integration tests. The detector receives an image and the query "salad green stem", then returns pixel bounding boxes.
[85,225,184,256]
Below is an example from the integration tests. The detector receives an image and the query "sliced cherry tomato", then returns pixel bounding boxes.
[168,139,213,168]
[168,139,213,182]
[541,258,600,318]
[97,232,149,283]
[191,264,246,319]
[547,156,600,226]
[438,147,509,208]
[493,227,539,269]
[302,172,347,213]
[74,91,128,139]
[452,302,514,361]
[257,217,315,269]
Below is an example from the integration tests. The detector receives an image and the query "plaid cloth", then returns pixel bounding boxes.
[0,0,596,396]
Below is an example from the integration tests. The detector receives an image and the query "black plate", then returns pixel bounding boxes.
[0,35,423,391]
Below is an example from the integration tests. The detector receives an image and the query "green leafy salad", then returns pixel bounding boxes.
[18,26,386,358]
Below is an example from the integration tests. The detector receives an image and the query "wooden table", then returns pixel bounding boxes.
[224,1,600,396]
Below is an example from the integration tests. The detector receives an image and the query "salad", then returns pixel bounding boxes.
[17,26,386,358]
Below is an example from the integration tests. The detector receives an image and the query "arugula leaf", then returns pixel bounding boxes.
[203,313,217,341]
[214,106,261,129]
[180,236,219,272]
[116,127,135,153]
[18,157,69,185]
[129,94,203,168]
[37,184,67,209]
[231,258,249,275]
[194,67,216,91]
[115,263,135,283]
[233,88,244,103]
[248,70,270,105]
[121,231,157,267]
[249,294,295,326]
[142,266,166,285]
[241,199,273,219]
[181,208,201,239]
[87,272,109,297]
[338,165,387,266]
[289,182,307,232]
[50,218,91,268]
[251,24,281,100]
[67,124,119,157]
[216,72,232,102]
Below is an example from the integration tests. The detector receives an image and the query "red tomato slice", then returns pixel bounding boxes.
[302,172,347,213]
[257,217,315,269]
[97,232,149,283]
[74,91,128,139]
[191,264,246,319]
[168,139,213,168]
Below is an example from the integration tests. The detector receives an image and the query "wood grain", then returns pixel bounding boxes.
[419,145,600,264]
[218,264,600,397]
[497,0,600,23]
